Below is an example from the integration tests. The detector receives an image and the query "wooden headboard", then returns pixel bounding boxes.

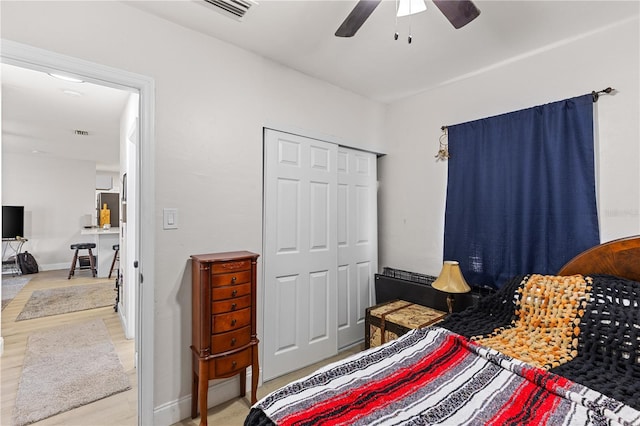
[557,235,640,282]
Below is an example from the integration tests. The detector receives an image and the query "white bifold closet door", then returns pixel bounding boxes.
[337,147,378,349]
[263,129,377,381]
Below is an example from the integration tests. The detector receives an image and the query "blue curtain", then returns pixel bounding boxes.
[443,94,599,289]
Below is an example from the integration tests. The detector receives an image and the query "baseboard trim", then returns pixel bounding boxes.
[153,371,257,425]
[39,263,69,272]
[117,304,135,340]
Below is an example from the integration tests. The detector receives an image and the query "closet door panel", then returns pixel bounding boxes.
[337,148,378,349]
[309,182,329,251]
[274,274,299,353]
[263,129,338,380]
[276,179,299,253]
[337,264,350,331]
[309,270,330,342]
[357,261,372,323]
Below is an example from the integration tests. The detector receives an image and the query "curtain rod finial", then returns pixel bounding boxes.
[592,87,615,102]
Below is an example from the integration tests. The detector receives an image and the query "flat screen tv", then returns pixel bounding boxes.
[2,206,25,239]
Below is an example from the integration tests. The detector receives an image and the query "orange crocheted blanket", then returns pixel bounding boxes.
[471,274,592,369]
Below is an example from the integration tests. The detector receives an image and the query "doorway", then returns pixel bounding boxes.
[0,39,155,424]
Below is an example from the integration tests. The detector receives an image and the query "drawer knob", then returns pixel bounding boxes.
[231,290,238,297]
[231,276,237,283]
[231,319,237,326]
[231,338,236,346]
[231,303,237,310]
[232,361,237,369]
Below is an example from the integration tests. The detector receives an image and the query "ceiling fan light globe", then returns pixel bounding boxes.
[397,0,427,17]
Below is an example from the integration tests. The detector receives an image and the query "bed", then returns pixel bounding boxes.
[245,236,640,426]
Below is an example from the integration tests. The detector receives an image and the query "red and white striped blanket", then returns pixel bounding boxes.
[249,327,640,426]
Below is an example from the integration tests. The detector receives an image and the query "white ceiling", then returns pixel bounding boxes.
[2,63,131,171]
[130,0,639,103]
[2,0,638,170]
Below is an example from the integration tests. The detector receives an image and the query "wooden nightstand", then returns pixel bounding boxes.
[365,300,447,348]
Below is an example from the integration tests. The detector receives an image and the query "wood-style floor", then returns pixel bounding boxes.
[173,344,363,426]
[1,269,362,426]
[1,269,137,426]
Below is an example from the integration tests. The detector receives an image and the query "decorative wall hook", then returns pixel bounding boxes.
[435,126,450,161]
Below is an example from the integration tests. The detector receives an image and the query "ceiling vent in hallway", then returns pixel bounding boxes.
[201,0,257,21]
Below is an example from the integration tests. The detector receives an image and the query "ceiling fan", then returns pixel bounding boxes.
[335,0,480,38]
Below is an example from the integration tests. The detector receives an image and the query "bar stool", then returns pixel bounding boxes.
[68,243,97,279]
[109,244,119,279]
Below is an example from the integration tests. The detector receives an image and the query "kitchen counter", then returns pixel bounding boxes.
[81,227,120,235]
[80,227,119,277]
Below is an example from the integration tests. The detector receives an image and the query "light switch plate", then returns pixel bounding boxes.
[163,208,178,229]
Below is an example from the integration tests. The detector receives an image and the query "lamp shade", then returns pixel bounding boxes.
[432,261,471,294]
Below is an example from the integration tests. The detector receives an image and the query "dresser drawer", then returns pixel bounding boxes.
[212,307,251,333]
[211,283,251,300]
[210,347,251,378]
[211,326,251,353]
[212,259,252,274]
[212,294,251,314]
[211,270,251,287]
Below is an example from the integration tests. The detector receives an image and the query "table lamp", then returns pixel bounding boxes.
[432,261,471,313]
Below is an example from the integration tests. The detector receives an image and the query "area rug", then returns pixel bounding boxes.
[1,276,31,311]
[12,319,131,426]
[16,282,114,321]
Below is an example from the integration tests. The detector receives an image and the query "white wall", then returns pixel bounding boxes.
[0,2,385,423]
[2,152,97,269]
[96,170,119,191]
[380,16,640,276]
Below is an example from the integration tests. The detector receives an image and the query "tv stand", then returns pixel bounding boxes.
[2,237,28,276]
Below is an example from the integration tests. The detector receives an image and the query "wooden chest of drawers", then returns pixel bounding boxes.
[190,251,259,426]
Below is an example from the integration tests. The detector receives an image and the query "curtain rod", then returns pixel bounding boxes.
[441,87,615,130]
[592,87,614,102]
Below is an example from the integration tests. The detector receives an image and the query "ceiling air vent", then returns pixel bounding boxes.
[201,0,257,20]
[74,130,89,136]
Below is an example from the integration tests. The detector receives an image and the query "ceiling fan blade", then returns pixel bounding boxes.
[432,0,480,29]
[335,0,382,37]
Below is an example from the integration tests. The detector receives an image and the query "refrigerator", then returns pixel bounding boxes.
[97,192,120,227]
